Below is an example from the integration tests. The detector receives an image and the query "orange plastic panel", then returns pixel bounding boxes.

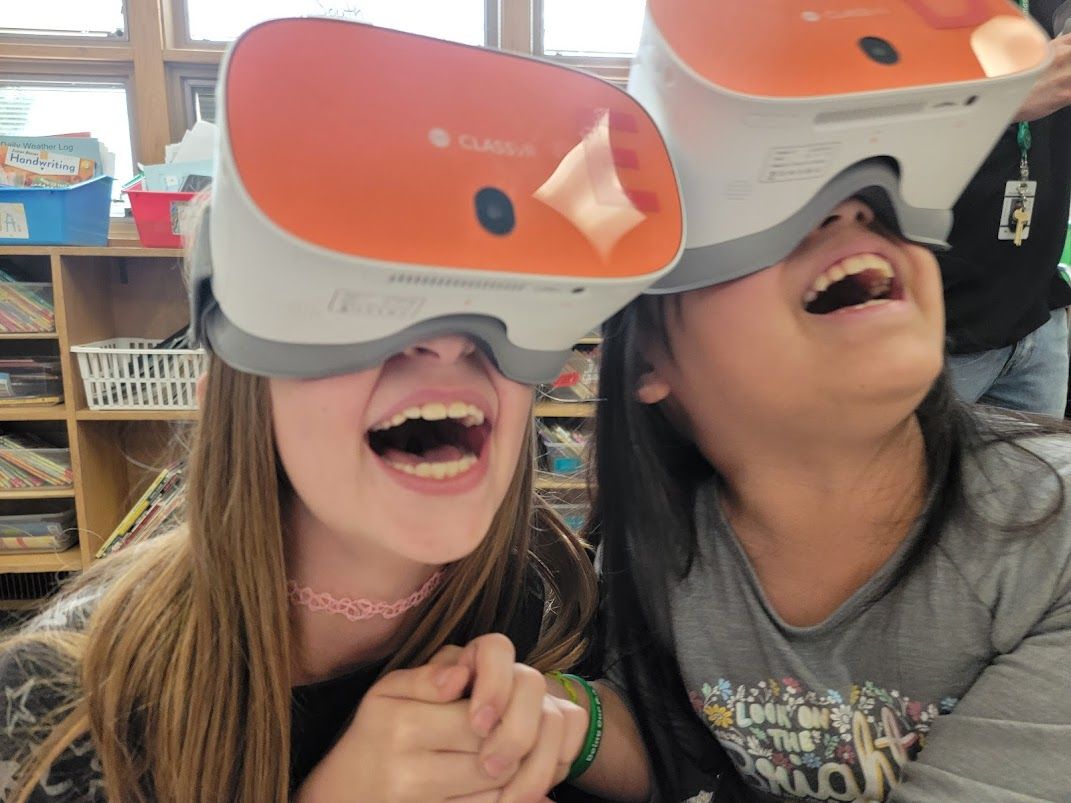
[225,18,683,279]
[646,0,1047,98]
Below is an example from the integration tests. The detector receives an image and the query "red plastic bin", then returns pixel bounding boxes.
[124,179,196,248]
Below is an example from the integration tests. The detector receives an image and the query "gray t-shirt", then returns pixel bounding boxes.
[623,432,1071,802]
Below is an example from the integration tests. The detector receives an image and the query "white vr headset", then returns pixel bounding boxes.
[189,17,685,384]
[191,5,1051,378]
[629,0,1052,293]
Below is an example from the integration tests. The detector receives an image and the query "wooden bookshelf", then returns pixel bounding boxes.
[534,401,597,418]
[0,489,75,501]
[534,476,587,491]
[0,547,82,574]
[0,242,598,598]
[0,406,68,421]
[76,409,199,422]
[0,242,191,579]
[0,333,59,341]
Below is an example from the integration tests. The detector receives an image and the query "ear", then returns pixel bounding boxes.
[195,373,208,408]
[635,365,671,406]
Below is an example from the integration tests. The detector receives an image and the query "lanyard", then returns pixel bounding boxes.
[1017,0,1032,177]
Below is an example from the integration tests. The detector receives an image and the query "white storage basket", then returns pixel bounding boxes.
[71,338,207,410]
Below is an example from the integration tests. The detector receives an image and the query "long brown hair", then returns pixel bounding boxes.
[4,341,595,801]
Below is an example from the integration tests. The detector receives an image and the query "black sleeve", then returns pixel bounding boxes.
[0,640,105,801]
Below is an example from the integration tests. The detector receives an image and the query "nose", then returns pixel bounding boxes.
[402,334,477,365]
[818,198,876,231]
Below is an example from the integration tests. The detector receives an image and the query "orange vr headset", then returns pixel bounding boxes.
[629,0,1051,292]
[189,17,684,383]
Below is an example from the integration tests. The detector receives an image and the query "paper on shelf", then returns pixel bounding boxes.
[168,120,217,164]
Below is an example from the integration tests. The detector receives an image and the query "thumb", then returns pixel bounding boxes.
[369,660,472,704]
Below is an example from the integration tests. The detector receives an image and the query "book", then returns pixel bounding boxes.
[0,135,108,189]
[97,462,185,558]
[0,510,77,553]
[0,429,71,488]
[0,270,54,332]
[0,510,73,538]
[142,159,214,192]
[0,359,62,406]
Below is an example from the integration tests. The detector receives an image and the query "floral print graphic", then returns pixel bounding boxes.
[693,677,958,802]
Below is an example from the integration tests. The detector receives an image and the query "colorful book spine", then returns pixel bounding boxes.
[95,466,170,558]
[97,463,186,558]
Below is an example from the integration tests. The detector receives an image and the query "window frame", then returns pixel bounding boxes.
[165,64,219,141]
[0,0,638,231]
[0,1,130,44]
[170,0,501,49]
[0,68,140,215]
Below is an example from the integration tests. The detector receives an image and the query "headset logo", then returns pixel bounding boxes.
[801,7,890,21]
[427,127,451,148]
[427,127,535,158]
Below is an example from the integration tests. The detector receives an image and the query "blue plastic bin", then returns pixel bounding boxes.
[0,175,113,246]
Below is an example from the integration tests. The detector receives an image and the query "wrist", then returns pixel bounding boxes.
[546,670,587,709]
[550,673,604,781]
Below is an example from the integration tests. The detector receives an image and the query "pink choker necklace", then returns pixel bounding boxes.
[286,569,445,622]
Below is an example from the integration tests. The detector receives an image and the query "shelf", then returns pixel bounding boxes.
[0,488,75,501]
[0,244,183,259]
[534,401,596,418]
[0,546,81,573]
[0,332,59,340]
[0,405,67,421]
[535,476,588,491]
[74,245,184,259]
[77,408,199,421]
[0,598,47,611]
[576,336,603,345]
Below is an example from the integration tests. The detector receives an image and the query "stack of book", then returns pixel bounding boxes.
[0,510,77,553]
[0,359,63,407]
[96,462,185,558]
[0,268,53,333]
[0,430,72,489]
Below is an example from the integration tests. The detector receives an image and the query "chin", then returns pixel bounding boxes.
[858,367,942,408]
[393,520,494,565]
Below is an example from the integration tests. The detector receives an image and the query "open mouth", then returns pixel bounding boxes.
[367,401,491,481]
[803,254,902,315]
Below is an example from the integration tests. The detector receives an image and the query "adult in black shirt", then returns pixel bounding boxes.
[941,0,1071,416]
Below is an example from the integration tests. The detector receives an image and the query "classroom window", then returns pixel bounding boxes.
[0,82,135,216]
[183,0,488,46]
[0,0,126,38]
[184,80,217,125]
[541,0,646,57]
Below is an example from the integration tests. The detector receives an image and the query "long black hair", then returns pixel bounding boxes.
[585,294,1068,800]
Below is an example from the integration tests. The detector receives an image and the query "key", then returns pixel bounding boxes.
[1012,205,1030,246]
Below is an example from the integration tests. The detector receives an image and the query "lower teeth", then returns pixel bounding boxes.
[386,454,478,479]
[853,298,890,309]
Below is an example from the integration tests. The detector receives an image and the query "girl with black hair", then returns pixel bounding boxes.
[565,197,1071,802]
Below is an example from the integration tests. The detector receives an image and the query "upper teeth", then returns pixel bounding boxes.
[370,401,486,432]
[804,254,894,303]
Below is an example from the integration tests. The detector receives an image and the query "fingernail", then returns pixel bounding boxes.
[472,704,498,737]
[482,754,510,778]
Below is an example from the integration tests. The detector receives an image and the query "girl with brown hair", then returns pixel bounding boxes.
[0,16,686,803]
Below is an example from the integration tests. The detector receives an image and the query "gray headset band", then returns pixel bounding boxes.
[648,160,952,294]
[188,213,571,385]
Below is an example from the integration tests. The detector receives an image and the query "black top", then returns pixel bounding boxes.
[940,0,1071,354]
[289,659,385,792]
[0,573,605,801]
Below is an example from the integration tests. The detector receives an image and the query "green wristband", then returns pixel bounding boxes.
[547,670,580,704]
[562,674,603,781]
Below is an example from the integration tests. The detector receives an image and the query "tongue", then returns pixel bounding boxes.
[382,445,468,466]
